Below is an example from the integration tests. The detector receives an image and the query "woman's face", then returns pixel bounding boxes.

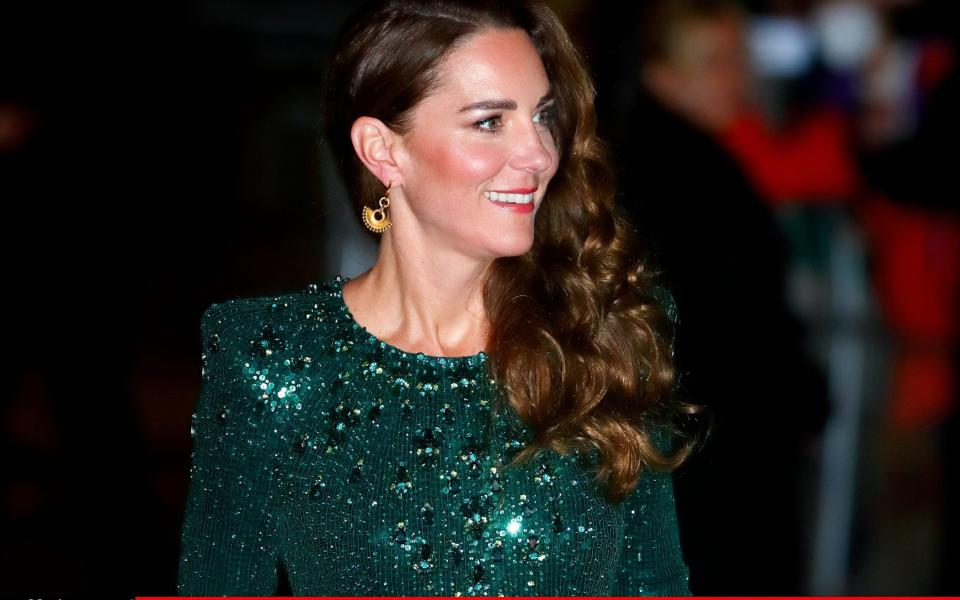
[393,27,560,260]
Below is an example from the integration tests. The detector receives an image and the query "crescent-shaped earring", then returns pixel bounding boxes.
[361,181,392,234]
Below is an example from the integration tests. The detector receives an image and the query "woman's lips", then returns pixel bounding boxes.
[487,196,535,214]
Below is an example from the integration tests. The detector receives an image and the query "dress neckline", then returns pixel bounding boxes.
[329,275,489,368]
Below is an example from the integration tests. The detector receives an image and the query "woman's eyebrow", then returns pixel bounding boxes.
[459,91,554,113]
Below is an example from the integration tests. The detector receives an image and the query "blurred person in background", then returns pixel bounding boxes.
[677,0,958,593]
[608,0,830,594]
[611,0,960,593]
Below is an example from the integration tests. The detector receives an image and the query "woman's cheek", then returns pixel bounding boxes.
[461,145,508,181]
[417,133,513,188]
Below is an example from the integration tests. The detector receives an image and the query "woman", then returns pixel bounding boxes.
[177,0,696,595]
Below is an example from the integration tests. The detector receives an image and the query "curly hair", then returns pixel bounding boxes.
[322,0,699,503]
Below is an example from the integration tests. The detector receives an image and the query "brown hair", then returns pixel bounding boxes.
[322,0,698,503]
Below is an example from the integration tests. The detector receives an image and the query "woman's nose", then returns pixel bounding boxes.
[510,123,554,173]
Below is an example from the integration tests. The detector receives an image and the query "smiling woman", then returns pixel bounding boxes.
[175,0,699,596]
[346,26,561,262]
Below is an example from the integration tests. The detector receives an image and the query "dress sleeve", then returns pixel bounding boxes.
[610,456,691,595]
[177,303,282,596]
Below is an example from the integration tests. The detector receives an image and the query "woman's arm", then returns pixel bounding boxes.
[610,465,692,596]
[176,302,283,596]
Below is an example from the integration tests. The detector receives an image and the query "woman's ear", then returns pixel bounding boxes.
[350,116,405,187]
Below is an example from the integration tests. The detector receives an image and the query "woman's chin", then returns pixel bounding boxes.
[488,233,535,259]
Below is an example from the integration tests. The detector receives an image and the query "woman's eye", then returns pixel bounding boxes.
[474,107,554,134]
[534,106,554,125]
[475,115,502,132]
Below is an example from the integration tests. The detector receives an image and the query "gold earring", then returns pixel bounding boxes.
[362,181,392,233]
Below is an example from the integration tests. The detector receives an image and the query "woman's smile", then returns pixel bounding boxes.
[483,189,536,213]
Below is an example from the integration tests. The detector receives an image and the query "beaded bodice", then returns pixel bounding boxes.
[176,276,690,596]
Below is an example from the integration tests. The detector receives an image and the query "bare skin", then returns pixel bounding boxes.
[342,27,560,358]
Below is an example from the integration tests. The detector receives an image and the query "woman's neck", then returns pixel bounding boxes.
[341,231,491,357]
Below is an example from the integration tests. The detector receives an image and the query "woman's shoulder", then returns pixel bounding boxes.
[199,276,350,345]
[195,276,352,427]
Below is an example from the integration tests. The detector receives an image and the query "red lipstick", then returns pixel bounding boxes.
[490,200,534,214]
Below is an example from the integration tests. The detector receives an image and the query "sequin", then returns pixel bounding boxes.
[391,463,414,496]
[421,502,435,526]
[177,276,691,596]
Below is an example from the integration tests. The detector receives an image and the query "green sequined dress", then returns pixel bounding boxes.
[176,276,691,596]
